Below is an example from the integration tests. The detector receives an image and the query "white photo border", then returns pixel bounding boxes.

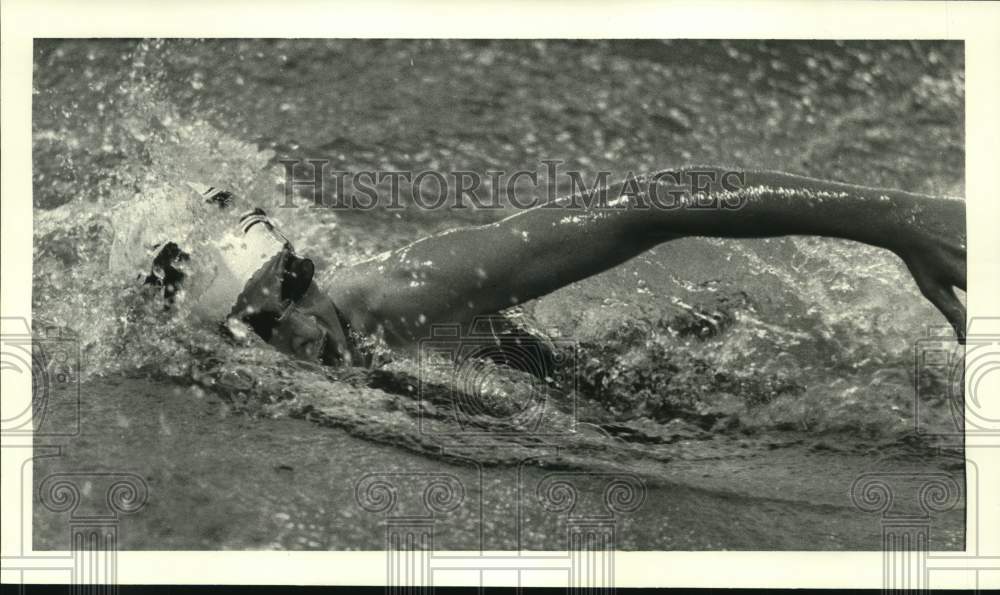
[2,0,998,589]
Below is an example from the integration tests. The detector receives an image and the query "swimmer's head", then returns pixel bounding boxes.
[131,183,358,366]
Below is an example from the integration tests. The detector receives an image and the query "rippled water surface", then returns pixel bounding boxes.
[32,40,966,549]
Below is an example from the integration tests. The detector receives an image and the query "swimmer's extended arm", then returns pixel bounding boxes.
[333,167,966,343]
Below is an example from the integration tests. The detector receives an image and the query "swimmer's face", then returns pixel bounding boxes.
[231,249,354,366]
[265,306,338,364]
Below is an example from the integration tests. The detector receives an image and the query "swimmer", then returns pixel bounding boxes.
[142,167,966,368]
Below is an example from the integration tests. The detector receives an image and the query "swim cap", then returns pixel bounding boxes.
[184,186,291,321]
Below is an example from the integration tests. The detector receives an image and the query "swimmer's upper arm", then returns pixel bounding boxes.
[327,230,531,345]
[329,197,661,345]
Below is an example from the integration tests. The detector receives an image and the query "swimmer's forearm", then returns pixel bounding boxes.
[488,167,962,296]
[625,167,962,253]
[630,168,966,338]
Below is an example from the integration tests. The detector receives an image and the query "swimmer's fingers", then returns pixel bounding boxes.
[905,256,967,343]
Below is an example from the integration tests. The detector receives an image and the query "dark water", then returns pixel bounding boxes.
[33,380,964,550]
[32,40,966,549]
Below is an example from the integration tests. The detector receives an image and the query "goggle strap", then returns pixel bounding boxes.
[239,208,295,253]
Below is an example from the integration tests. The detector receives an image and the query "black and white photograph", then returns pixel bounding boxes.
[3,1,999,591]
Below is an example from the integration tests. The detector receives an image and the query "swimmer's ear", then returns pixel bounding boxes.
[281,255,315,303]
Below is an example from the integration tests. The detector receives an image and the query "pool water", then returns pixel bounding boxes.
[31,40,966,550]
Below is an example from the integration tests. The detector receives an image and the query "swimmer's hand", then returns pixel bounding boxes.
[893,198,967,342]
